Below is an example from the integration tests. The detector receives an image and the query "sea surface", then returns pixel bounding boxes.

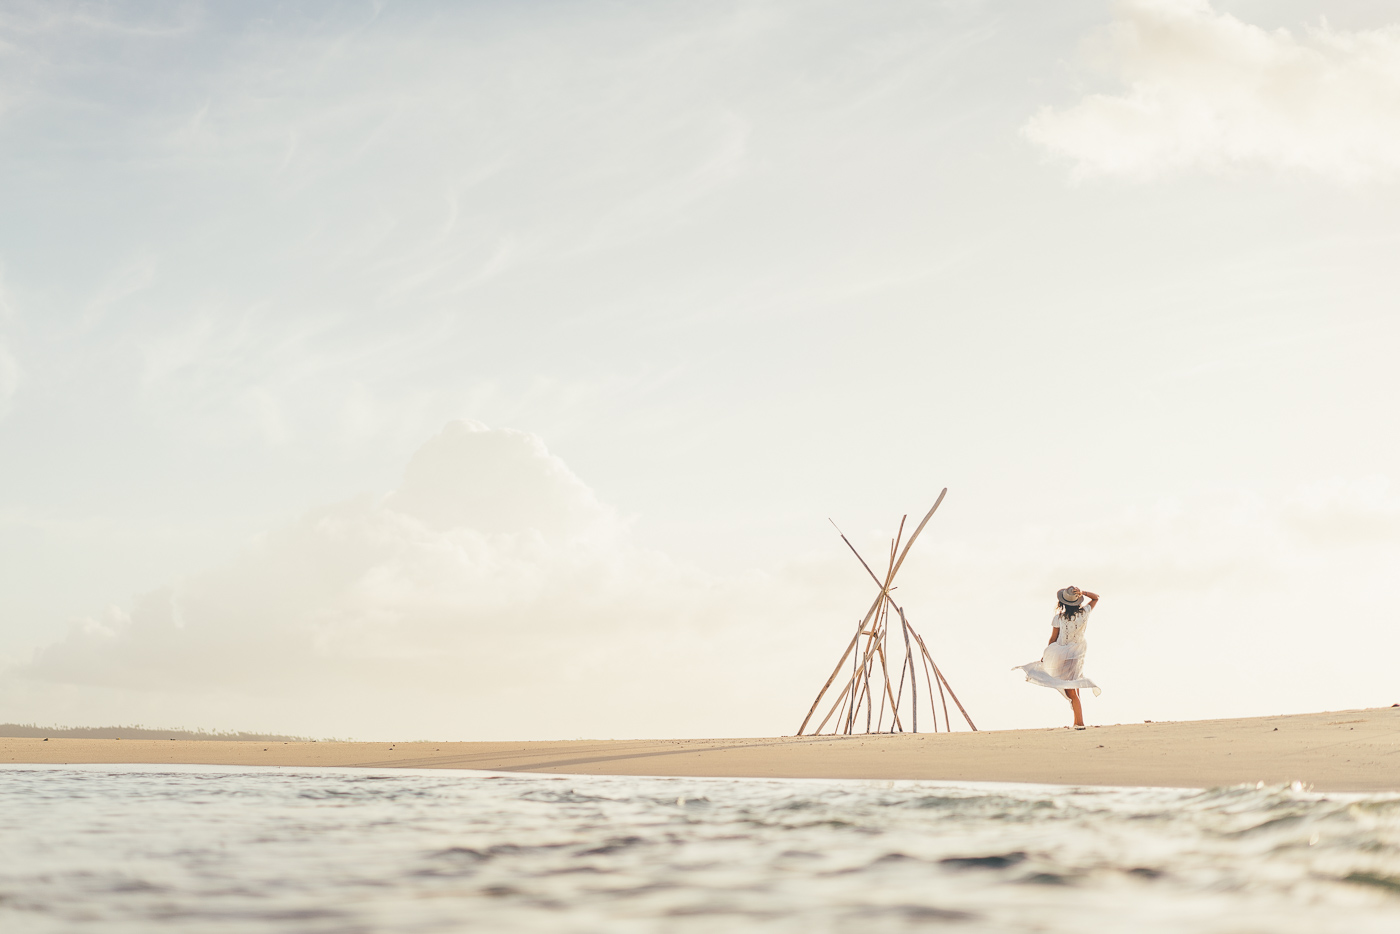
[3,765,1400,933]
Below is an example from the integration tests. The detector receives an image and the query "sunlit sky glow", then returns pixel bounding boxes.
[2,0,1398,739]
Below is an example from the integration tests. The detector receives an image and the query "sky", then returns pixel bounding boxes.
[1,0,1398,740]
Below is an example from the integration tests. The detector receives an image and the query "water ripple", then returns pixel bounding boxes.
[2,765,1400,932]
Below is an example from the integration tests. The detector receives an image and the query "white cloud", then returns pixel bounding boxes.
[13,422,852,740]
[0,340,17,418]
[0,267,18,418]
[1024,0,1400,181]
[8,420,1400,740]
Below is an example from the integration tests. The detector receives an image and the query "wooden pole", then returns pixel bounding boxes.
[929,645,948,731]
[875,635,904,733]
[836,630,856,734]
[904,617,939,732]
[797,589,886,734]
[835,634,872,736]
[892,641,908,727]
[814,619,884,735]
[913,630,977,731]
[816,673,856,736]
[933,662,976,732]
[803,491,947,735]
[934,659,949,729]
[887,489,946,587]
[800,501,918,736]
[897,605,917,733]
[911,629,950,730]
[890,516,906,575]
[877,534,897,733]
[858,630,876,734]
[815,600,907,736]
[919,645,940,731]
[874,654,886,733]
[831,519,883,590]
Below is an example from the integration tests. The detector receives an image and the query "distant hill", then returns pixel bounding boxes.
[0,723,311,741]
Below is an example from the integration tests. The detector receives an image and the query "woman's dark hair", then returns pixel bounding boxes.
[1057,601,1086,621]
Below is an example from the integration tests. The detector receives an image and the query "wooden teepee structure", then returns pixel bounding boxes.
[797,489,977,735]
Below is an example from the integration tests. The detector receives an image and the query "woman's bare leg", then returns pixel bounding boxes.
[1066,689,1084,727]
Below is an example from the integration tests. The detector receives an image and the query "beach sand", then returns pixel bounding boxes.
[6,707,1398,792]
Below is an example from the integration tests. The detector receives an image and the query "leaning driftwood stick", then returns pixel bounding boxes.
[918,645,940,732]
[835,641,855,734]
[929,641,948,731]
[815,627,881,735]
[933,663,977,733]
[833,637,870,736]
[869,609,887,733]
[797,589,887,734]
[862,655,873,733]
[836,538,914,732]
[815,618,887,735]
[820,665,859,736]
[852,633,877,734]
[830,519,883,589]
[873,600,892,731]
[889,515,906,576]
[901,615,943,732]
[874,664,886,733]
[857,647,876,733]
[875,641,904,733]
[904,616,939,731]
[828,611,891,735]
[840,632,862,733]
[801,510,911,736]
[851,661,869,734]
[832,533,905,734]
[807,491,949,735]
[886,489,946,585]
[892,641,908,725]
[912,630,953,730]
[914,632,977,731]
[842,620,865,734]
[897,605,917,733]
[845,625,861,732]
[818,675,855,736]
[875,534,897,735]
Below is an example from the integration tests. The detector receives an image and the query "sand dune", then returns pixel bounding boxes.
[5,707,1398,792]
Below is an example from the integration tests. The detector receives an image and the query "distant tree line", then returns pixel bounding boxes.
[0,723,311,741]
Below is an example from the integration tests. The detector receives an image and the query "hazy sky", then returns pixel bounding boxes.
[2,0,1398,739]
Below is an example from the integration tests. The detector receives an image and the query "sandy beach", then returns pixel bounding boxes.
[6,707,1398,792]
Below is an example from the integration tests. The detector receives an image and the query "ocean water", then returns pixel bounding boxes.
[3,765,1400,933]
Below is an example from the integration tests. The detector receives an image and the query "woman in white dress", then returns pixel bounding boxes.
[1015,586,1101,728]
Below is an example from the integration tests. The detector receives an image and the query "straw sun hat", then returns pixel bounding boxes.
[1057,586,1083,606]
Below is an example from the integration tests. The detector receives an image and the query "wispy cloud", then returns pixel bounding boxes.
[1024,0,1400,182]
[0,341,18,418]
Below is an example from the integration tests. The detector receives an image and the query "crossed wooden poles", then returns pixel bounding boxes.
[796,489,977,735]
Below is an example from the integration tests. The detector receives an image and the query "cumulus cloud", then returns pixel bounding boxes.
[9,420,1400,739]
[1024,0,1400,181]
[17,422,850,740]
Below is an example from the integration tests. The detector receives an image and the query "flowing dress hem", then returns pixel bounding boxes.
[1014,662,1102,697]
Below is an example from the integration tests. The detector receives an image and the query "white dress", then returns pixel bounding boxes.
[1015,607,1101,697]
